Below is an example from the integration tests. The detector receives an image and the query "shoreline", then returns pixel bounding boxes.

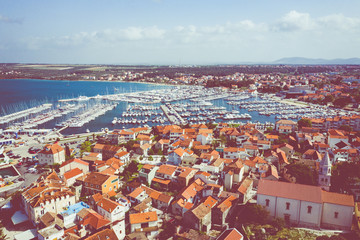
[0,77,182,87]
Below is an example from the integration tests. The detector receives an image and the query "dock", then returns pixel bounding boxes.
[160,104,187,125]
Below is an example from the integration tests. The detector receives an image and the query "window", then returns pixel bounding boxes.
[265,199,270,207]
[334,212,339,218]
[286,202,290,210]
[104,185,106,188]
[307,206,312,214]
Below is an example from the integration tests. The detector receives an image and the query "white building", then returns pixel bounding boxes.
[257,179,354,230]
[37,143,65,165]
[96,197,126,222]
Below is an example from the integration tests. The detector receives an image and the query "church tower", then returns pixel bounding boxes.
[318,151,332,191]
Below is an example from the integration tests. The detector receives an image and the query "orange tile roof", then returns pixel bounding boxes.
[258,180,354,207]
[60,158,89,168]
[39,143,64,155]
[97,197,121,213]
[129,211,158,224]
[63,168,83,180]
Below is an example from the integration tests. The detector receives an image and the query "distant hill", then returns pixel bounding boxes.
[273,57,360,65]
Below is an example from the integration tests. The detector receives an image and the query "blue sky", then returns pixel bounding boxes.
[1,0,360,64]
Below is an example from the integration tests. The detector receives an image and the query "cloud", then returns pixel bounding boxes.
[0,14,22,24]
[318,14,360,32]
[273,10,315,32]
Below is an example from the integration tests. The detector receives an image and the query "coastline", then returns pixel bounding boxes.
[0,77,179,87]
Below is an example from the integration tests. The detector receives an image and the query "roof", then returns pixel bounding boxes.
[97,197,121,213]
[216,195,237,212]
[191,203,211,220]
[129,211,158,224]
[81,209,110,229]
[39,143,64,155]
[276,119,296,125]
[60,158,89,168]
[85,229,118,240]
[63,168,83,180]
[238,178,253,194]
[216,228,243,240]
[157,164,177,175]
[258,180,354,207]
[79,172,112,185]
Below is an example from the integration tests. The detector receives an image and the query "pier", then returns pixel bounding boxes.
[0,104,52,124]
[160,104,187,125]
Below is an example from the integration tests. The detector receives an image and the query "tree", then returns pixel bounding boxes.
[161,155,167,163]
[148,149,155,155]
[323,94,334,104]
[339,125,352,133]
[157,149,163,155]
[331,162,360,193]
[286,163,317,186]
[80,141,92,154]
[237,204,270,225]
[148,156,153,161]
[333,97,351,108]
[158,222,176,240]
[298,118,312,129]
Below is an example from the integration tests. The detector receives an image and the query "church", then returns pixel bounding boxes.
[257,179,354,230]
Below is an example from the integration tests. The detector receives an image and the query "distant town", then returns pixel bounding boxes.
[1,64,360,239]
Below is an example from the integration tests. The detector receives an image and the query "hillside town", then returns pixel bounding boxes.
[1,111,360,239]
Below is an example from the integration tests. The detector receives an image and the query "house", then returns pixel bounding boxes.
[212,196,238,229]
[223,147,248,159]
[257,179,354,230]
[141,186,174,211]
[183,202,213,234]
[93,144,125,160]
[37,143,65,165]
[114,150,130,164]
[77,208,110,232]
[174,166,198,187]
[139,164,159,186]
[237,177,254,203]
[63,168,84,186]
[129,211,159,238]
[172,179,206,216]
[168,148,194,166]
[275,119,297,132]
[22,171,76,224]
[153,164,177,189]
[327,130,349,148]
[76,172,119,195]
[37,224,64,240]
[59,158,89,176]
[96,196,126,222]
[59,201,90,228]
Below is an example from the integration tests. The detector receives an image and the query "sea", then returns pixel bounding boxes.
[0,79,276,135]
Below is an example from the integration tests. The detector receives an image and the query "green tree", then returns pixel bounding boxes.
[161,156,167,163]
[339,125,352,133]
[80,141,92,154]
[148,149,155,155]
[298,118,312,129]
[323,94,334,103]
[333,97,351,108]
[237,204,270,225]
[158,222,176,240]
[148,156,153,161]
[157,149,163,155]
[286,163,317,186]
[331,162,360,193]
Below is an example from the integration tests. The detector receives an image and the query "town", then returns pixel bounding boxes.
[0,65,360,240]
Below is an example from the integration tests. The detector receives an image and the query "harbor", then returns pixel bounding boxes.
[1,81,359,135]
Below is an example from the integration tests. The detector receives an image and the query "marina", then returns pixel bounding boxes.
[1,79,359,135]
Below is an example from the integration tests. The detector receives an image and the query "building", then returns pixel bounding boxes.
[129,211,159,238]
[257,180,354,230]
[216,228,243,240]
[37,143,65,165]
[59,158,89,176]
[139,164,159,186]
[318,152,332,191]
[22,171,76,224]
[76,172,119,195]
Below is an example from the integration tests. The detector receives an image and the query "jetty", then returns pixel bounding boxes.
[0,104,52,124]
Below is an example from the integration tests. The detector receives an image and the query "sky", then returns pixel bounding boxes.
[0,0,360,65]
